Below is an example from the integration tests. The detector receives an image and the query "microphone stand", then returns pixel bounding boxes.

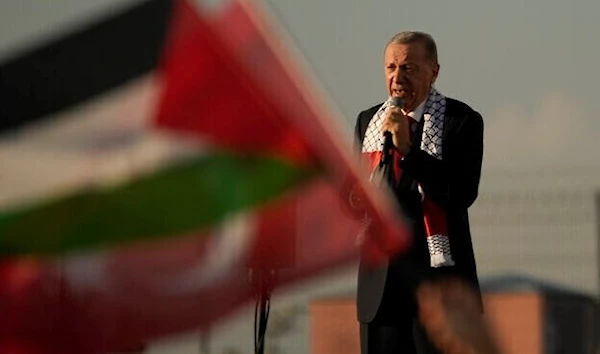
[248,268,277,354]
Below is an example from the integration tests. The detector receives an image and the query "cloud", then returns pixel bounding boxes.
[483,92,600,169]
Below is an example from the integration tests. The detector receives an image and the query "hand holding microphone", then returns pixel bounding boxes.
[382,97,412,156]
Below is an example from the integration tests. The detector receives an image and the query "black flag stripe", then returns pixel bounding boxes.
[0,0,173,134]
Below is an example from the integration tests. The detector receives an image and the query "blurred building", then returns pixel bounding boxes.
[481,275,597,354]
[309,275,598,354]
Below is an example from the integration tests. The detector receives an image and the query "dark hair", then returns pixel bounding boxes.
[386,31,438,63]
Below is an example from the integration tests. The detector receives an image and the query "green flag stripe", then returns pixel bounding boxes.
[0,152,315,257]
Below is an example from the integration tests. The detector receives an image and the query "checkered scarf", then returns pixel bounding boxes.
[361,88,454,268]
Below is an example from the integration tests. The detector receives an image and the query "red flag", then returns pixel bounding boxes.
[0,0,410,352]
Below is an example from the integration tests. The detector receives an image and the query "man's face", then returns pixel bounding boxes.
[384,42,439,112]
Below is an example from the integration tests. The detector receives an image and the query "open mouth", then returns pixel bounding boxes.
[392,89,406,97]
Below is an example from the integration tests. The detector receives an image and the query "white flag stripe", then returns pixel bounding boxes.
[0,74,205,211]
[59,209,256,297]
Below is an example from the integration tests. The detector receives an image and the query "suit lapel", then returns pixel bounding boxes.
[359,104,383,147]
[442,98,460,148]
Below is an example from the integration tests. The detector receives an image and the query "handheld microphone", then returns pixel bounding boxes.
[390,96,404,109]
[381,97,403,165]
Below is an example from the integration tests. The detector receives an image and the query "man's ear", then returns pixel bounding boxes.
[431,63,440,84]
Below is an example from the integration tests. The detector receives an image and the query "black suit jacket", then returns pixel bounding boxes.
[355,97,484,325]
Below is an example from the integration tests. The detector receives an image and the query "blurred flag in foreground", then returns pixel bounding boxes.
[0,0,411,352]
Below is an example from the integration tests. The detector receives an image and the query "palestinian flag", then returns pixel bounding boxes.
[0,0,410,352]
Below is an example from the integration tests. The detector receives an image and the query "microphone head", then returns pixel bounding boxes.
[390,97,404,108]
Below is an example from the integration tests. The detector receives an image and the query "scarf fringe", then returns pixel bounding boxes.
[427,234,455,267]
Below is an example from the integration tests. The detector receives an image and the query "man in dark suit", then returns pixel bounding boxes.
[354,31,484,354]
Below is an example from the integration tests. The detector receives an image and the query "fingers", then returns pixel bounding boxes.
[416,282,452,348]
[382,108,407,128]
[381,122,394,137]
[383,108,403,124]
[417,278,489,354]
[381,109,412,154]
[381,114,401,136]
[417,278,479,323]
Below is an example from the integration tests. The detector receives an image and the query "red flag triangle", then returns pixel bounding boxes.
[155,0,315,166]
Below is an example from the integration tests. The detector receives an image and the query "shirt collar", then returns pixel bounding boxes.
[402,99,426,122]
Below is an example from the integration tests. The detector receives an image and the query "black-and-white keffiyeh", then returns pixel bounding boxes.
[361,87,454,268]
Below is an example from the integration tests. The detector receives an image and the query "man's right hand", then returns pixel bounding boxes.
[381,107,412,155]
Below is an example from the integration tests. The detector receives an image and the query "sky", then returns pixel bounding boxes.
[1,0,599,173]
